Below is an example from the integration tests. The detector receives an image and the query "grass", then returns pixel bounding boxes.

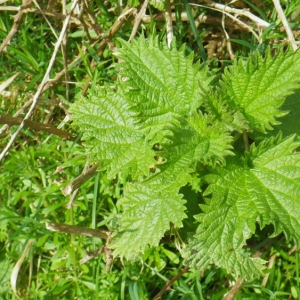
[1,0,300,299]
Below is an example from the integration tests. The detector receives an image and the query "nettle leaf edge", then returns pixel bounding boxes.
[70,36,300,280]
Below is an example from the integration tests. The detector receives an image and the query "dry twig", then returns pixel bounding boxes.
[272,0,298,51]
[0,0,79,162]
[46,222,110,239]
[165,0,173,48]
[129,0,149,42]
[0,115,77,141]
[0,0,32,53]
[153,267,190,300]
[222,278,244,300]
[62,163,100,197]
[190,0,270,41]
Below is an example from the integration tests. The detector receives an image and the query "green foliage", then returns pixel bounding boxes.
[186,134,300,280]
[150,0,166,11]
[0,256,12,295]
[219,47,300,133]
[71,36,300,281]
[2,0,300,298]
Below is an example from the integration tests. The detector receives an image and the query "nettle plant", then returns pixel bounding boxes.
[71,36,300,280]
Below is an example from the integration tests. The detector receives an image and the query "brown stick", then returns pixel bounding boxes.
[0,114,77,141]
[62,163,100,197]
[129,0,149,42]
[0,0,80,162]
[153,267,190,300]
[222,278,244,300]
[0,99,33,135]
[46,222,110,239]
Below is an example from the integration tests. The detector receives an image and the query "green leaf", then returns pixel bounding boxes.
[220,47,300,133]
[111,180,187,259]
[71,85,156,179]
[185,134,300,280]
[71,36,233,259]
[115,36,212,137]
[186,113,233,165]
[0,258,12,294]
[203,91,250,133]
[263,89,300,138]
[150,0,166,10]
[111,114,232,257]
[0,218,8,242]
[71,36,215,179]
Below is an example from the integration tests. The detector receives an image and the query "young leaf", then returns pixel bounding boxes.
[71,36,215,179]
[150,0,165,10]
[186,113,233,165]
[203,92,250,133]
[220,47,300,133]
[185,134,300,280]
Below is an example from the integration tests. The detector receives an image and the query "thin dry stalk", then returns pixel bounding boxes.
[190,0,270,41]
[129,0,149,42]
[45,222,110,239]
[202,0,270,28]
[153,267,190,300]
[222,278,244,300]
[61,0,70,101]
[82,0,103,36]
[261,253,278,287]
[62,163,100,197]
[0,99,33,135]
[272,0,298,51]
[165,0,173,48]
[142,12,260,33]
[0,115,77,141]
[0,0,79,162]
[81,5,135,95]
[0,0,32,53]
[220,2,234,60]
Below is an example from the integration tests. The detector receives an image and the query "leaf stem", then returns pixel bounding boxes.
[243,131,250,152]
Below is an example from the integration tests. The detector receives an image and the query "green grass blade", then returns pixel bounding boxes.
[182,0,206,61]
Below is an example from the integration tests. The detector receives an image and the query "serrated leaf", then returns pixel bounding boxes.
[71,86,156,179]
[0,219,8,242]
[150,0,165,10]
[220,47,300,133]
[71,36,215,179]
[109,111,232,258]
[261,89,300,138]
[203,92,250,133]
[185,134,300,280]
[187,113,233,165]
[111,114,232,258]
[111,180,187,258]
[115,36,213,136]
[0,258,13,294]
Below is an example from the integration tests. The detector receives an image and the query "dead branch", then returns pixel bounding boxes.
[62,163,100,197]
[0,114,76,141]
[0,0,79,162]
[46,222,110,239]
[153,267,190,300]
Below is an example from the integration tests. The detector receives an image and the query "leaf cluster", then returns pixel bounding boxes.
[71,35,300,281]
